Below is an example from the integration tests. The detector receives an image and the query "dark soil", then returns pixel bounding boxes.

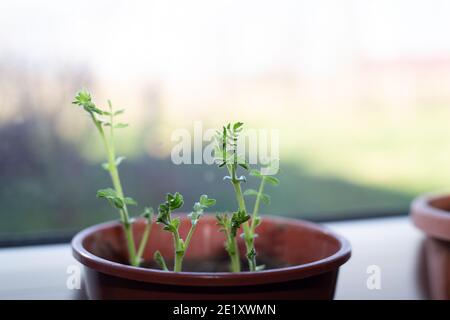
[142,254,289,272]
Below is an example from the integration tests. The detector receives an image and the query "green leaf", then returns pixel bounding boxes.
[162,225,175,232]
[199,194,216,208]
[102,157,126,171]
[141,207,154,223]
[96,188,117,198]
[114,109,125,116]
[101,162,110,171]
[158,194,181,233]
[251,168,280,186]
[233,122,244,131]
[115,156,126,167]
[189,204,203,224]
[230,210,250,237]
[73,90,91,105]
[153,251,168,271]
[192,202,203,212]
[250,169,262,177]
[157,204,170,226]
[215,213,228,228]
[72,90,104,115]
[255,264,266,271]
[238,162,249,170]
[260,193,271,205]
[171,217,180,230]
[189,195,216,225]
[112,197,124,209]
[264,176,280,186]
[243,189,259,197]
[92,107,104,115]
[215,213,232,234]
[124,197,137,206]
[115,123,129,129]
[215,122,247,169]
[167,192,184,210]
[188,210,201,224]
[96,188,134,210]
[253,216,262,227]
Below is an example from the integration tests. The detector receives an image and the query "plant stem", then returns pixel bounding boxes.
[184,224,196,251]
[135,221,152,265]
[107,145,137,266]
[156,253,169,271]
[93,111,137,266]
[173,216,203,272]
[228,165,256,272]
[123,223,138,266]
[229,236,241,272]
[251,177,266,232]
[173,233,183,272]
[174,254,183,272]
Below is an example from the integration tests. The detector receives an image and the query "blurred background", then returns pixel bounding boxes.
[1,0,450,242]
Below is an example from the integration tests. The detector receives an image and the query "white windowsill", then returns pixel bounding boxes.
[0,216,425,299]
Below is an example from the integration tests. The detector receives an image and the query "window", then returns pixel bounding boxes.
[1,0,450,242]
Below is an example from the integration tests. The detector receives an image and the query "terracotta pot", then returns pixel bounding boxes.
[418,237,450,300]
[72,215,351,300]
[411,194,450,299]
[411,194,450,241]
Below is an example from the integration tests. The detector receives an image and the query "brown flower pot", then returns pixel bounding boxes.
[72,215,351,300]
[419,237,450,300]
[411,194,450,242]
[411,194,450,299]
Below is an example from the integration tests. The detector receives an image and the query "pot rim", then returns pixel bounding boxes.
[410,193,450,241]
[72,215,351,286]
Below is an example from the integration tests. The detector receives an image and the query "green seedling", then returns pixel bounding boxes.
[72,90,278,273]
[72,90,153,267]
[243,167,279,271]
[215,123,279,272]
[155,193,216,272]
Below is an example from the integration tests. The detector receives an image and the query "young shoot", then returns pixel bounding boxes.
[243,167,279,270]
[155,193,216,272]
[214,122,256,272]
[72,89,153,267]
[216,211,250,272]
[214,123,280,272]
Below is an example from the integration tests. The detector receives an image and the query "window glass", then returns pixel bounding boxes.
[1,0,450,240]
